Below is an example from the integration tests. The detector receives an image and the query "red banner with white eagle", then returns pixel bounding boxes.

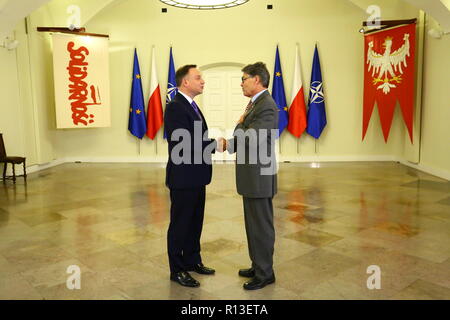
[362,23,416,143]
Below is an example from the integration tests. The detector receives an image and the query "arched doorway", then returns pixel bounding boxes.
[199,63,248,161]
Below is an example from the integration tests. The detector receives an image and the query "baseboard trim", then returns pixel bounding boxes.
[279,155,397,162]
[64,155,397,164]
[3,159,64,176]
[28,159,65,173]
[398,160,450,181]
[63,157,168,163]
[16,156,448,181]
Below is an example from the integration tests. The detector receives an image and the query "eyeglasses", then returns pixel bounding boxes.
[241,76,253,83]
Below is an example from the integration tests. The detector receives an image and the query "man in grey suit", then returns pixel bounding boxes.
[220,62,278,290]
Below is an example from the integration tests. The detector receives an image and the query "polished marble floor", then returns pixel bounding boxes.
[0,162,449,300]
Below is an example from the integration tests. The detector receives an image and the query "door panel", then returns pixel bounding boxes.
[201,67,248,161]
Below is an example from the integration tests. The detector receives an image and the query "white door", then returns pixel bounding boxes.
[200,66,248,161]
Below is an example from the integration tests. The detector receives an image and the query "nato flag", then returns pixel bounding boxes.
[272,46,289,135]
[164,47,177,139]
[306,45,327,139]
[166,47,177,105]
[128,49,147,139]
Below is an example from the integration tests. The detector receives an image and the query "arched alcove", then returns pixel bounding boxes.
[199,62,245,71]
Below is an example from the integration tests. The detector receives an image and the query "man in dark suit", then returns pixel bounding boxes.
[221,62,278,290]
[164,65,223,287]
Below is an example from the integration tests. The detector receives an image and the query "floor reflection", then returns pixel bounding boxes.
[0,162,448,299]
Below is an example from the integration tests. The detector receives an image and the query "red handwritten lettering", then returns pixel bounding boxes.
[66,41,101,126]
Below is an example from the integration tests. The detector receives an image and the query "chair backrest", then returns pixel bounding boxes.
[0,133,7,160]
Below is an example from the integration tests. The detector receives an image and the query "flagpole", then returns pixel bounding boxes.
[295,42,298,156]
[314,139,317,154]
[138,139,141,155]
[279,138,282,154]
[152,43,156,159]
[277,41,281,156]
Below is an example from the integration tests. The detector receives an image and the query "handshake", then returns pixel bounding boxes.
[216,137,228,153]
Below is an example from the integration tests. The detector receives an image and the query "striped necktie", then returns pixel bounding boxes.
[244,100,254,116]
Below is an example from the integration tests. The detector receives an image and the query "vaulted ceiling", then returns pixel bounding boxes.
[404,0,450,29]
[347,0,450,30]
[1,0,449,41]
[0,0,49,40]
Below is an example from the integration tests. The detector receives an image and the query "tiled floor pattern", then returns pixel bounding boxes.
[0,162,449,299]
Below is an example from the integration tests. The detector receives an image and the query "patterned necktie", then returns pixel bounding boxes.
[191,101,202,120]
[244,100,254,116]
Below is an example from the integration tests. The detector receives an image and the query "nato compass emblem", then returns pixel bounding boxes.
[166,83,177,102]
[309,81,324,104]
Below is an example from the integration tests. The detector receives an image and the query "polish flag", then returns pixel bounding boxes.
[287,45,307,138]
[146,47,163,139]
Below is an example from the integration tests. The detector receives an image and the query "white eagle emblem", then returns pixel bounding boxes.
[367,33,410,94]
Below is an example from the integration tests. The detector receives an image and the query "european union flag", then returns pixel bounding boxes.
[163,47,177,139]
[306,45,327,139]
[272,46,289,135]
[128,49,147,139]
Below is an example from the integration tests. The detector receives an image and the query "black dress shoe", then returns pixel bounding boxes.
[192,263,215,275]
[243,276,275,290]
[238,267,255,278]
[170,271,200,287]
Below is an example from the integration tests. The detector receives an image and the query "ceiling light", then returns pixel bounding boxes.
[0,38,19,50]
[159,0,249,10]
[428,28,450,39]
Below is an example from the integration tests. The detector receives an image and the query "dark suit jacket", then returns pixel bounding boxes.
[164,92,216,189]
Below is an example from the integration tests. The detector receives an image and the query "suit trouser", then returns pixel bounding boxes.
[243,197,275,280]
[167,186,205,273]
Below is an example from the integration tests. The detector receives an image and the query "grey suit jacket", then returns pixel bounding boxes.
[227,90,278,198]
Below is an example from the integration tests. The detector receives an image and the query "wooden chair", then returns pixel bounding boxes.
[0,133,27,183]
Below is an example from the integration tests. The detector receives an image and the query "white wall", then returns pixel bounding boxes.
[0,33,24,157]
[52,0,419,162]
[0,0,448,179]
[418,15,450,178]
